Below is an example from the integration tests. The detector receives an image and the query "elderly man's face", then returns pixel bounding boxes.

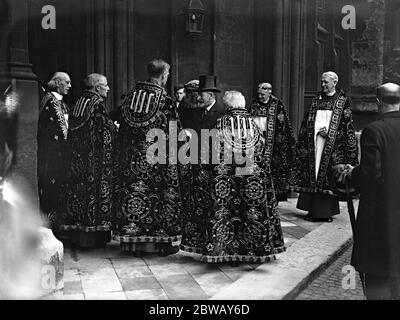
[97,77,110,98]
[321,75,337,94]
[57,75,71,96]
[257,90,270,103]
[161,69,170,87]
[198,91,216,107]
[256,83,272,103]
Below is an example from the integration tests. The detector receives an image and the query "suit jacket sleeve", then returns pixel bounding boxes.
[351,126,382,190]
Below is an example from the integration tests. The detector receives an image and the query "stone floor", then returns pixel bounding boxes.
[49,197,349,300]
[296,243,364,300]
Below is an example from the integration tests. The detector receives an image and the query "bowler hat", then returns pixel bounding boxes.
[198,75,221,93]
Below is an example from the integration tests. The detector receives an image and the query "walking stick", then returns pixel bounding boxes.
[345,179,357,236]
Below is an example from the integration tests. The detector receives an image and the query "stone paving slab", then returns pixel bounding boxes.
[296,243,364,300]
[56,197,356,300]
[211,200,358,300]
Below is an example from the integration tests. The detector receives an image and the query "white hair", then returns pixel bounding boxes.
[83,73,106,89]
[322,71,338,83]
[258,82,272,91]
[222,90,246,109]
[47,72,70,89]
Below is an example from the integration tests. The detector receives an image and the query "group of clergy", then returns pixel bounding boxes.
[37,58,358,263]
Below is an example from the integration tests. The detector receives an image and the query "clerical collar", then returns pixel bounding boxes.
[259,96,271,104]
[206,100,216,111]
[326,90,336,97]
[51,92,63,101]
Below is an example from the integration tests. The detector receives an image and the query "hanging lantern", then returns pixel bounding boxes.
[185,0,205,37]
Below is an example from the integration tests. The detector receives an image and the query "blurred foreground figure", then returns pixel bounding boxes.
[0,87,63,299]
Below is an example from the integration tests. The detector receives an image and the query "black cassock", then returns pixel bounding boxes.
[37,92,69,226]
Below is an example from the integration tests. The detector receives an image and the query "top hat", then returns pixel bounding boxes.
[198,75,221,93]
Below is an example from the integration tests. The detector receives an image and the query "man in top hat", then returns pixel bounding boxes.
[198,75,225,130]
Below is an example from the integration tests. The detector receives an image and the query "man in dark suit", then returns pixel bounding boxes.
[177,79,202,133]
[198,75,225,130]
[344,82,400,299]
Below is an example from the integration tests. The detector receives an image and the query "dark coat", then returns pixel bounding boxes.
[37,92,69,224]
[351,111,400,277]
[200,101,226,130]
[177,101,203,133]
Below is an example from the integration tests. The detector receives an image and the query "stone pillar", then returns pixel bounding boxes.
[272,0,307,135]
[8,0,39,205]
[127,0,135,90]
[272,0,284,100]
[383,0,400,83]
[0,0,10,93]
[288,0,307,135]
[113,0,128,108]
[350,0,385,129]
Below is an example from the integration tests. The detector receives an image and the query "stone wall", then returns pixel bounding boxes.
[7,0,39,206]
[383,0,400,84]
[350,0,385,129]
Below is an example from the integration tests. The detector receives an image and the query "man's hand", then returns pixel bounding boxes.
[317,127,328,138]
[333,164,354,183]
[342,164,354,183]
[332,164,346,177]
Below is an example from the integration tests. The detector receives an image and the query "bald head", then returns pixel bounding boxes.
[47,72,71,95]
[377,83,400,108]
[258,82,272,92]
[322,71,338,83]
